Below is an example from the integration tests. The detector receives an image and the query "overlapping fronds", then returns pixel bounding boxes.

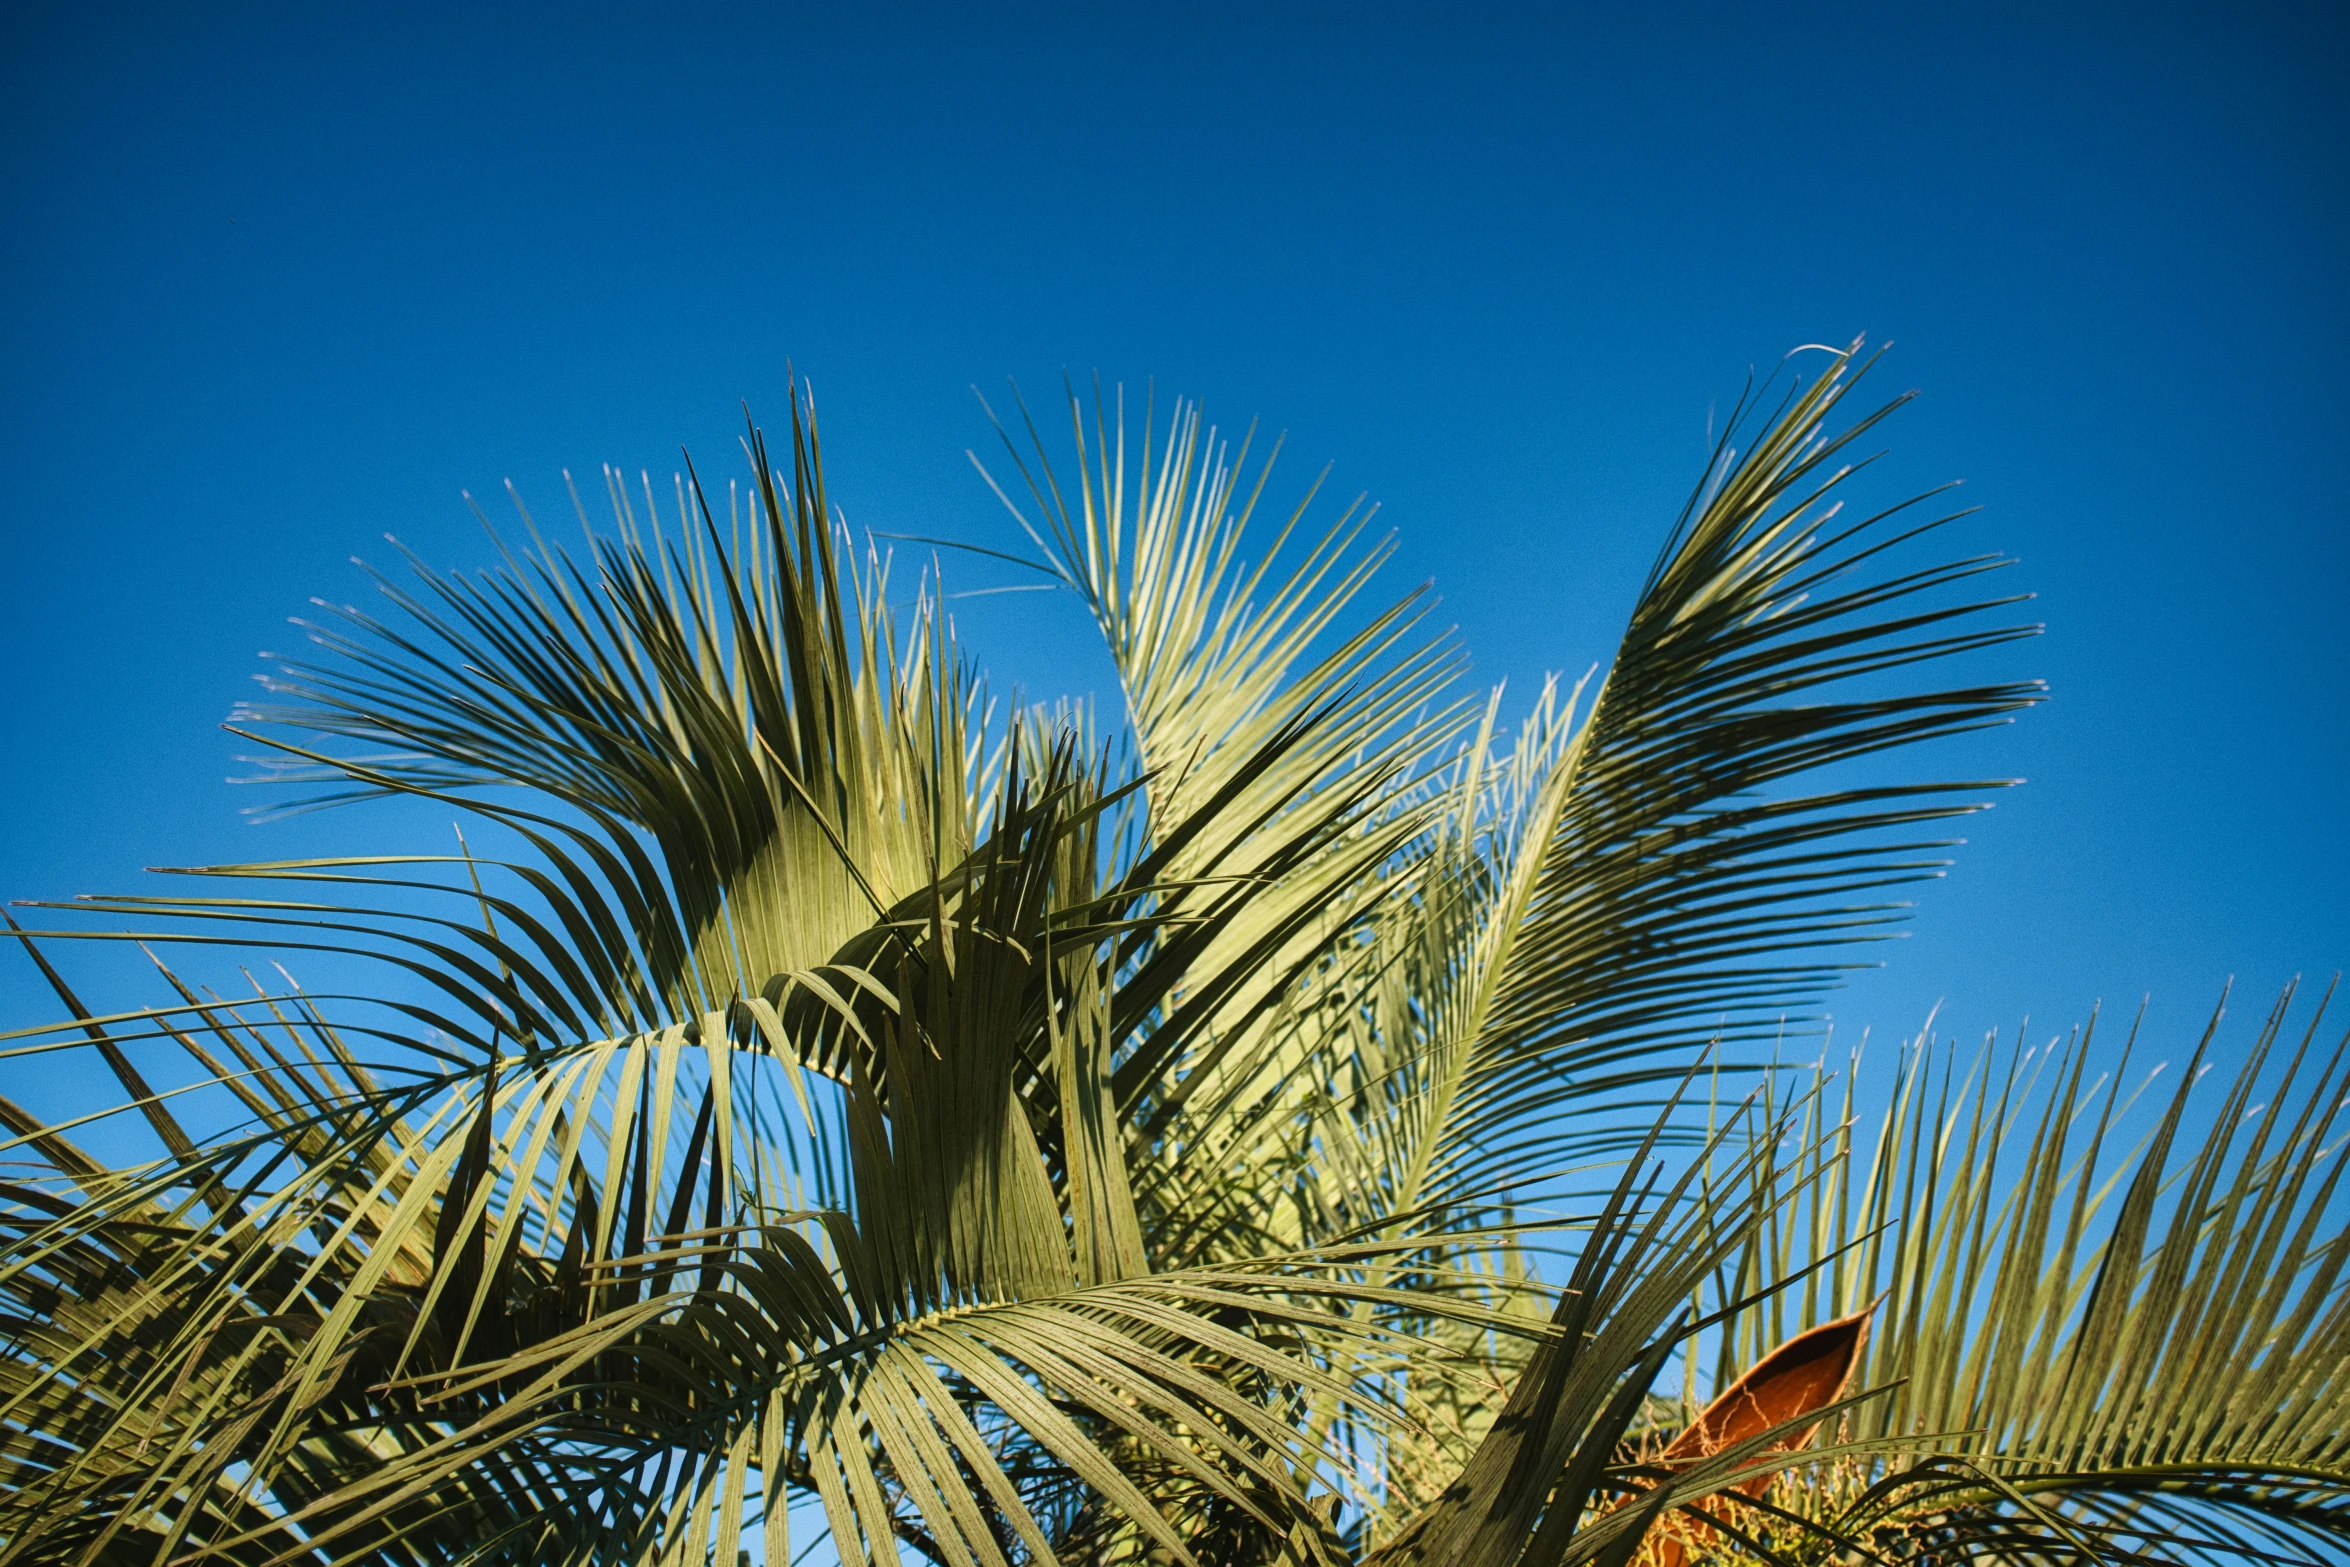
[1681,984,2350,1564]
[5,344,2322,1567]
[218,391,984,1062]
[958,351,2042,1527]
[976,352,2037,1268]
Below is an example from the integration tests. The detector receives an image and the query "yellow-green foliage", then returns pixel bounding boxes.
[1,347,2339,1566]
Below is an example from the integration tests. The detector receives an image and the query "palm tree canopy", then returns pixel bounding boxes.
[2,343,2341,1567]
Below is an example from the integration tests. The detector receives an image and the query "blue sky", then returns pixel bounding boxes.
[3,1,2345,1072]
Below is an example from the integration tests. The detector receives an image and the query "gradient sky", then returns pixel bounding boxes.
[4,2,2345,1079]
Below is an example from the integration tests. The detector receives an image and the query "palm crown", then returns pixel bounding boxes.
[2,343,2343,1567]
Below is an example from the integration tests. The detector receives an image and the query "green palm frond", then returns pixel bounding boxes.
[972,379,1465,854]
[1379,343,2041,1218]
[1690,984,2350,1564]
[227,391,984,1058]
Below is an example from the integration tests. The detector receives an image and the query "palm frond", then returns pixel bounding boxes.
[1692,982,2350,1565]
[1408,341,2042,1218]
[223,389,984,1059]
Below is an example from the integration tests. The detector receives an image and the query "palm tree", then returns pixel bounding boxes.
[0,342,2341,1566]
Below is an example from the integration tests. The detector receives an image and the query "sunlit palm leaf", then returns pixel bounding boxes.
[1691,983,2350,1564]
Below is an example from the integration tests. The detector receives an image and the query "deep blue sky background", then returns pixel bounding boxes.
[4,3,2345,1073]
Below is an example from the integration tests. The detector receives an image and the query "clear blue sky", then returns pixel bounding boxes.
[4,2,2345,1069]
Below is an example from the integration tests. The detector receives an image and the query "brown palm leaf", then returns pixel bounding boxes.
[1638,1307,1873,1567]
